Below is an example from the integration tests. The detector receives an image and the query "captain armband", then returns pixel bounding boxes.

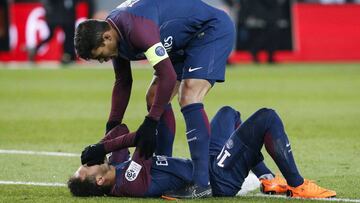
[144,42,169,66]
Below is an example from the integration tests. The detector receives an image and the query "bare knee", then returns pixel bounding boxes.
[178,79,211,108]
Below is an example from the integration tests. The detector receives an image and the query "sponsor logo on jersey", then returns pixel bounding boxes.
[155,155,168,166]
[125,161,142,182]
[163,36,173,52]
[155,46,166,56]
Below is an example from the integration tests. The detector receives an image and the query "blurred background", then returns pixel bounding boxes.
[0,0,359,64]
[0,1,360,201]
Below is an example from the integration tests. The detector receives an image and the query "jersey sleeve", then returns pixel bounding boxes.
[102,130,137,153]
[100,124,130,164]
[108,57,133,123]
[127,15,177,120]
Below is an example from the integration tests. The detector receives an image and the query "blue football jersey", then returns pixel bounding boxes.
[106,0,230,61]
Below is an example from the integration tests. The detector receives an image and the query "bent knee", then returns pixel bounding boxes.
[178,79,211,107]
[257,108,275,114]
[218,106,237,113]
[254,108,276,119]
[216,106,239,118]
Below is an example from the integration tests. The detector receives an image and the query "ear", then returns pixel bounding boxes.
[96,176,105,186]
[103,31,112,41]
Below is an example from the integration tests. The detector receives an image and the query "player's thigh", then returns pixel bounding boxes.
[209,106,241,156]
[178,78,211,107]
[233,108,274,152]
[146,76,180,106]
[181,30,234,83]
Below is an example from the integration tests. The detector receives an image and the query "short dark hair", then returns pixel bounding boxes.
[67,175,111,197]
[74,19,111,60]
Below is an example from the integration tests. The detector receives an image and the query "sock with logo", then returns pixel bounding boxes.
[155,103,176,156]
[251,161,274,178]
[264,111,303,187]
[181,103,210,187]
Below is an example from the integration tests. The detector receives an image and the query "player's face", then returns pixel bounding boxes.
[74,163,111,181]
[91,33,118,63]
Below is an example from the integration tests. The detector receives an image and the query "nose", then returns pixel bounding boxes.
[98,58,104,63]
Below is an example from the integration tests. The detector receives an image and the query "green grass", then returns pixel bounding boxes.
[0,63,360,202]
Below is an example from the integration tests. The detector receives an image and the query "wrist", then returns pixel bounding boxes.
[144,116,159,128]
[145,116,158,122]
[106,120,121,133]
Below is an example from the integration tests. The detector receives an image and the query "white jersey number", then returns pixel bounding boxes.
[216,147,231,168]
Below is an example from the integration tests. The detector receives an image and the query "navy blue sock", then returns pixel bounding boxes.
[155,103,175,156]
[181,103,210,187]
[251,161,274,178]
[264,111,304,187]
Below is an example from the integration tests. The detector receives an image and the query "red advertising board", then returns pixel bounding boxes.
[292,3,360,61]
[229,3,360,63]
[0,2,88,62]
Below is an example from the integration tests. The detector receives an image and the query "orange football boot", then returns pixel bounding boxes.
[287,179,336,198]
[260,174,288,195]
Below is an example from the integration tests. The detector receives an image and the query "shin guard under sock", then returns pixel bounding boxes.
[181,103,210,187]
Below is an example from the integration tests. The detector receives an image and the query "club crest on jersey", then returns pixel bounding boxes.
[125,161,142,182]
[155,46,166,56]
[226,139,234,149]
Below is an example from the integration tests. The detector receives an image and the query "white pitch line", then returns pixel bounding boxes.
[0,181,359,202]
[0,149,79,157]
[1,149,359,202]
[247,193,360,203]
[0,181,66,187]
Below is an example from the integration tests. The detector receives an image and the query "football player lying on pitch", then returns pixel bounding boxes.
[68,106,336,199]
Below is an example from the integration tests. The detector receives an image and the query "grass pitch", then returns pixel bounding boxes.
[0,63,359,202]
